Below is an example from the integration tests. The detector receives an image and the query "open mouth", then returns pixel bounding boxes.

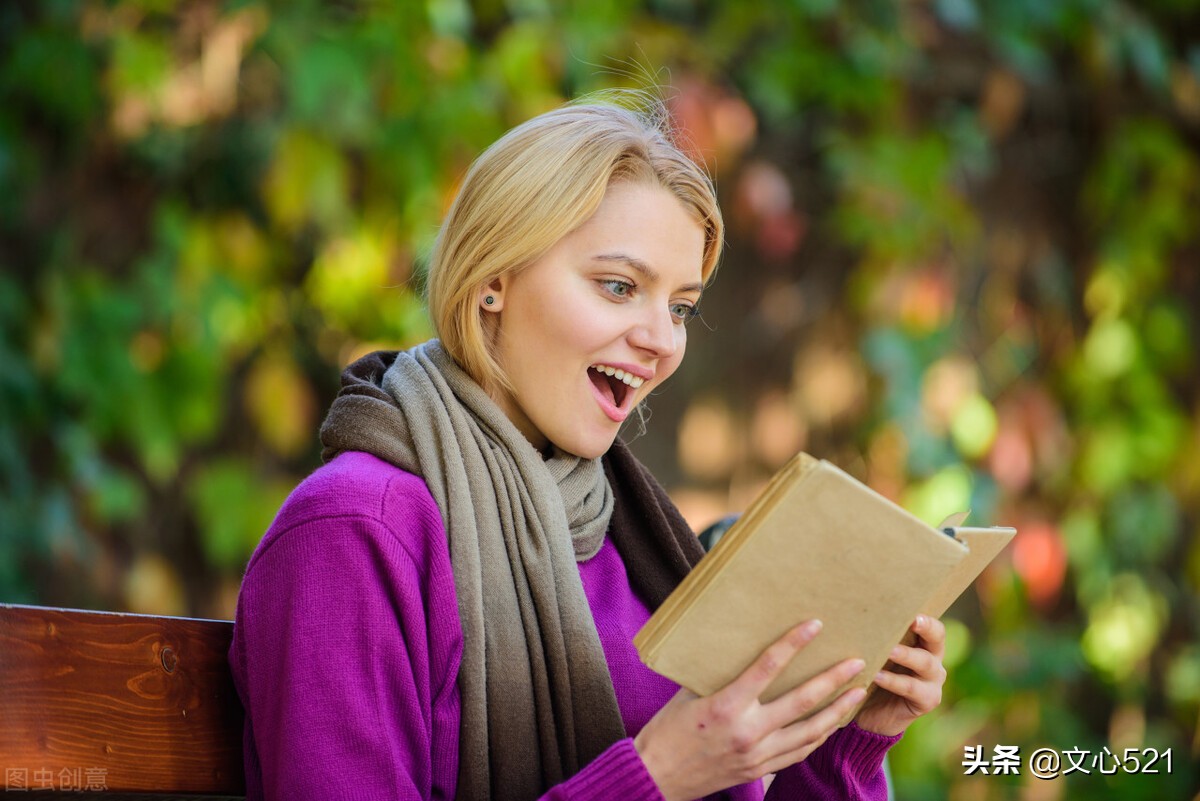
[588,364,645,422]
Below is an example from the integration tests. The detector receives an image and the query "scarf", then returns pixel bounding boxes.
[319,342,707,799]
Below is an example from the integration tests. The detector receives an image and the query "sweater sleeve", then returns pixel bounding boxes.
[764,722,900,801]
[540,723,895,801]
[539,738,665,801]
[230,468,461,801]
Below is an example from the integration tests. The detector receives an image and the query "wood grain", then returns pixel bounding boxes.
[0,604,245,797]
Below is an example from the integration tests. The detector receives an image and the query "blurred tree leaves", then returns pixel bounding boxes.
[2,0,1198,797]
[187,457,290,571]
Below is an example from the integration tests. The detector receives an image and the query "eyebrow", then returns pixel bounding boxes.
[592,253,705,294]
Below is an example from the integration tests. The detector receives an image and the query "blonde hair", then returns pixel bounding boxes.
[426,98,724,393]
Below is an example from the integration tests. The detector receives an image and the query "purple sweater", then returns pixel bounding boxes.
[230,451,898,800]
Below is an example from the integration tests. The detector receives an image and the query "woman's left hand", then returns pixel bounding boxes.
[853,614,947,737]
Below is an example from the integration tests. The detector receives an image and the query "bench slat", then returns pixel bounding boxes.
[0,604,245,798]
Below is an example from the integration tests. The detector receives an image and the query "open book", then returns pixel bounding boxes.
[634,453,1014,713]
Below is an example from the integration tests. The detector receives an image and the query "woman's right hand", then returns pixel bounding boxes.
[633,620,867,801]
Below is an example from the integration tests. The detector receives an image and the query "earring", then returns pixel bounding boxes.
[484,295,495,306]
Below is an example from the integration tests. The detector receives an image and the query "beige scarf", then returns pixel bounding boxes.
[319,341,627,799]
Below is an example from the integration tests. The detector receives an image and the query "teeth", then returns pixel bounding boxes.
[591,364,645,389]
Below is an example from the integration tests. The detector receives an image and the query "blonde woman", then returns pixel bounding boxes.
[229,99,947,800]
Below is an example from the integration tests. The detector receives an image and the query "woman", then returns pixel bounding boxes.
[229,98,948,800]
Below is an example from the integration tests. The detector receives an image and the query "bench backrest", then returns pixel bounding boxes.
[0,604,245,798]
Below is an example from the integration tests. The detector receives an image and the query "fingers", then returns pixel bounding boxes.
[872,668,918,699]
[881,616,948,686]
[724,620,823,705]
[758,685,868,775]
[872,666,942,713]
[884,642,939,679]
[762,656,865,730]
[875,624,947,715]
[912,614,946,658]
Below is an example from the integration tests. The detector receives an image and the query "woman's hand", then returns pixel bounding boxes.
[633,620,867,801]
[853,614,947,737]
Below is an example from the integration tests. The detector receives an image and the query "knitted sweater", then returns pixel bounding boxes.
[229,451,899,800]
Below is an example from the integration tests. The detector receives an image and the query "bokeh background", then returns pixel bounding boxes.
[2,0,1198,798]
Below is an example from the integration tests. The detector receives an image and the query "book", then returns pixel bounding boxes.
[634,452,1015,713]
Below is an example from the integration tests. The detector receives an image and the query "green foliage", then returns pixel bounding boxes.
[2,0,1198,797]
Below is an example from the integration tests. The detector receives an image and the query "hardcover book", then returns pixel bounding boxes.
[635,453,1015,713]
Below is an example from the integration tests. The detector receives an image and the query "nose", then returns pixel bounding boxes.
[628,304,679,359]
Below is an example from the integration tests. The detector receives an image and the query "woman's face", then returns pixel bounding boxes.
[483,180,706,459]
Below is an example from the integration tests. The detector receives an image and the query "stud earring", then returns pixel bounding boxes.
[484,295,495,306]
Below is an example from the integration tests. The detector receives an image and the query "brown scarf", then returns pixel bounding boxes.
[319,344,706,799]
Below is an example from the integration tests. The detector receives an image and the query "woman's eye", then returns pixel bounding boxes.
[671,303,700,324]
[600,279,634,298]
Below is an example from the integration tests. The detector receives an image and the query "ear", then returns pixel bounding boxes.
[479,276,506,313]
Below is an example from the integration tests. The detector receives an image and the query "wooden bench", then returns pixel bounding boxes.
[0,604,245,799]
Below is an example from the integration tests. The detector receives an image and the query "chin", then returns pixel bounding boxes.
[553,429,619,461]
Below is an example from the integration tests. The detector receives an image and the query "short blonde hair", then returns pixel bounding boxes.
[426,99,724,393]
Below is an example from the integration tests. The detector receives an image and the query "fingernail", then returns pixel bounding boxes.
[801,619,823,638]
[847,658,865,675]
[874,672,887,683]
[890,646,904,659]
[915,615,926,628]
[848,687,868,703]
